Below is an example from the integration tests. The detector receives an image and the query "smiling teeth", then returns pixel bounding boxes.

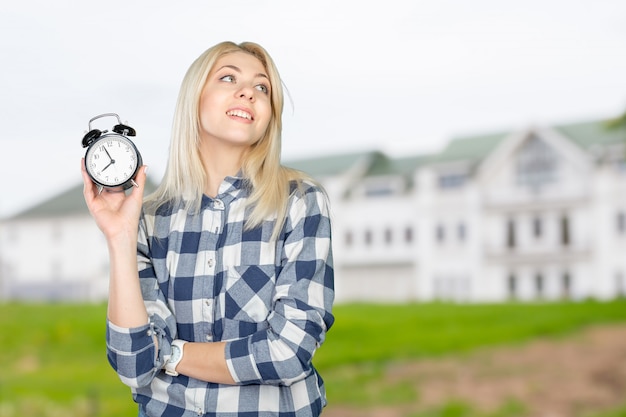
[226,110,252,120]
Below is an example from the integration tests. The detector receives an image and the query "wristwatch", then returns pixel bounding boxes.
[165,339,187,376]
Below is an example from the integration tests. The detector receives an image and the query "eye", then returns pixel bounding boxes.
[220,74,235,83]
[255,84,269,94]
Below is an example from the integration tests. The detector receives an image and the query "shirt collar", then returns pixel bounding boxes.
[201,170,250,209]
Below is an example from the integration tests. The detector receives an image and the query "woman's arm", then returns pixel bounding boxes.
[175,341,236,384]
[81,160,149,327]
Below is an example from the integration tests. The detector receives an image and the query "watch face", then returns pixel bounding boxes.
[85,133,140,188]
[170,345,181,362]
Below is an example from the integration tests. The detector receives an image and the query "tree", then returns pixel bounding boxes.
[605,109,626,130]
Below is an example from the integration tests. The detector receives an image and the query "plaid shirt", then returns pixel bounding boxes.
[106,175,335,417]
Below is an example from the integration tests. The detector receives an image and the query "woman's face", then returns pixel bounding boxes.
[198,51,272,151]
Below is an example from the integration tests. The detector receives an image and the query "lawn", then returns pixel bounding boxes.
[1,299,626,416]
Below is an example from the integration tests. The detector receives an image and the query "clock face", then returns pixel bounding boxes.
[85,134,140,187]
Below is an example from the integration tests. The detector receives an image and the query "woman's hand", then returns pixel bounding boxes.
[81,159,148,241]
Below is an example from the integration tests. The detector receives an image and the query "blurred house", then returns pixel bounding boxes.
[0,181,156,302]
[286,119,626,303]
[1,119,625,303]
[0,185,110,301]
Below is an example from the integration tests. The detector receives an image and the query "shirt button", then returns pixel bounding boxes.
[205,299,212,307]
[207,258,214,267]
[213,199,225,210]
[205,334,212,342]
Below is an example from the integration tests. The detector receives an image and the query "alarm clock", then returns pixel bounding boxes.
[81,113,142,193]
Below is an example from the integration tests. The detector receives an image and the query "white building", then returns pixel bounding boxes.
[287,118,626,303]
[2,118,626,303]
[0,181,156,301]
[0,185,110,301]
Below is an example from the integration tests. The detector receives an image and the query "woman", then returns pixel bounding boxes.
[82,41,335,417]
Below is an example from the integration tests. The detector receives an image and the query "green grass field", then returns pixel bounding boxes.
[1,300,626,416]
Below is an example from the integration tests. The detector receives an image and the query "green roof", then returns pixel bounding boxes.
[429,131,508,165]
[9,184,89,219]
[364,152,429,177]
[426,117,626,166]
[284,151,375,177]
[8,179,158,220]
[553,119,626,150]
[285,150,431,179]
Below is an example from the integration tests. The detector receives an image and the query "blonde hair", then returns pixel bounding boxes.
[146,41,311,238]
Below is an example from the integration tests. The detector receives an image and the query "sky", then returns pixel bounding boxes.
[1,0,625,217]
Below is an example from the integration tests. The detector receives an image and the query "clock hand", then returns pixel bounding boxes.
[103,147,113,162]
[100,158,116,173]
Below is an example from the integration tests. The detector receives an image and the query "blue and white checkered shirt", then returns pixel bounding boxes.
[106,175,335,417]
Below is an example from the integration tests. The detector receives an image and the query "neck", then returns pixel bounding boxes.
[199,143,247,197]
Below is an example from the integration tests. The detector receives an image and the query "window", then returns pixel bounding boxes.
[617,212,625,234]
[562,272,571,299]
[561,215,570,247]
[535,273,544,298]
[384,228,393,245]
[364,230,373,246]
[364,185,394,197]
[438,173,466,189]
[345,230,353,247]
[516,135,558,189]
[508,273,517,299]
[362,178,404,197]
[507,218,516,249]
[405,227,413,243]
[533,217,542,238]
[436,224,445,244]
[458,222,466,241]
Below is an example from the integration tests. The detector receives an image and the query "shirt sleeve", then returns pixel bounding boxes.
[105,211,178,388]
[225,183,335,386]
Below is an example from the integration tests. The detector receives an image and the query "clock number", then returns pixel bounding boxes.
[93,153,100,160]
[107,140,113,147]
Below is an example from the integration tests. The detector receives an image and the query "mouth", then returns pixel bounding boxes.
[226,109,254,121]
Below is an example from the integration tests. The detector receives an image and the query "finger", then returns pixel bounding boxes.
[81,158,97,201]
[129,165,148,200]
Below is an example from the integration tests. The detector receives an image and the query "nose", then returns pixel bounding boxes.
[236,86,255,102]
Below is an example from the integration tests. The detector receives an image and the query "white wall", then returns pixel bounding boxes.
[1,216,109,301]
